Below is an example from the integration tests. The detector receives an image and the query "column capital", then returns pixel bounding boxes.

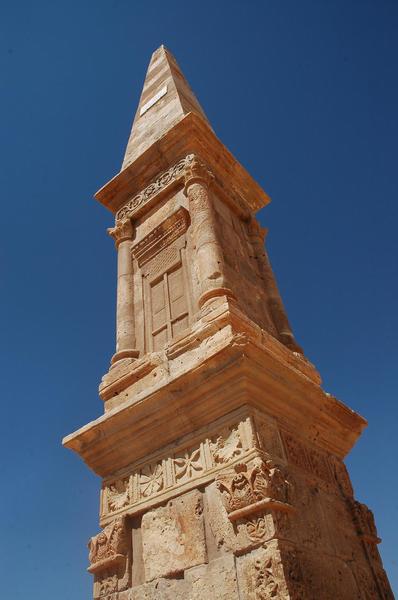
[107,218,134,248]
[183,155,214,195]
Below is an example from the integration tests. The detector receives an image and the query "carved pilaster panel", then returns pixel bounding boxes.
[206,456,295,555]
[88,516,131,599]
[236,542,295,599]
[281,430,335,492]
[215,458,291,516]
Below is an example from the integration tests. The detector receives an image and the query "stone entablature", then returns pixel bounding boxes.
[65,300,364,479]
[95,113,270,216]
[99,405,352,527]
[116,155,192,222]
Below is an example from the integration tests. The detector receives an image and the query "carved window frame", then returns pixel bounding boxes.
[132,207,192,352]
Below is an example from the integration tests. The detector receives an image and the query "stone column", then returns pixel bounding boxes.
[183,156,234,309]
[248,217,303,354]
[108,218,139,364]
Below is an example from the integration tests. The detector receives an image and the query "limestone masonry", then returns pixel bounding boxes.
[63,46,393,599]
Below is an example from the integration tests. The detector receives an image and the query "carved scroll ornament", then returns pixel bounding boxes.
[116,155,195,222]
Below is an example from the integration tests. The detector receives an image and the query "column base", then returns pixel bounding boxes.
[198,287,236,309]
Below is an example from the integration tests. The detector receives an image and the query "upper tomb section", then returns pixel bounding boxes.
[122,45,212,170]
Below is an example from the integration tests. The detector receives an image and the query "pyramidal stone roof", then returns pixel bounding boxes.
[121,45,212,170]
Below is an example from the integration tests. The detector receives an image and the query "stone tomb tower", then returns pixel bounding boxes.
[63,46,393,599]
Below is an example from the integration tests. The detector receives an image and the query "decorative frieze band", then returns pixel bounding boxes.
[100,414,251,523]
[99,407,347,526]
[115,153,251,224]
[116,155,195,222]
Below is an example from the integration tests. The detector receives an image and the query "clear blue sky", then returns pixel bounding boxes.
[1,1,397,597]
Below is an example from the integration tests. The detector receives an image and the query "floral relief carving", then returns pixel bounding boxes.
[88,517,128,574]
[98,574,118,596]
[174,447,204,483]
[116,155,195,221]
[210,426,243,464]
[183,155,214,191]
[255,557,280,599]
[245,516,269,542]
[100,415,262,519]
[139,462,164,498]
[107,478,130,512]
[215,458,289,516]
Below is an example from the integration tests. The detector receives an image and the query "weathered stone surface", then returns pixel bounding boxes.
[141,490,207,581]
[129,577,190,600]
[185,554,239,599]
[63,46,393,600]
[236,543,291,599]
[129,555,239,600]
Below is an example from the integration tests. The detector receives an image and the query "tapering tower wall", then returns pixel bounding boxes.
[63,46,393,599]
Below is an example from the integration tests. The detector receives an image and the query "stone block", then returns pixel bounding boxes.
[129,578,190,600]
[185,554,239,599]
[141,489,207,581]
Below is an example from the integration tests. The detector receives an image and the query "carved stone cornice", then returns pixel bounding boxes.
[63,301,365,480]
[95,114,270,215]
[107,218,133,247]
[116,155,195,222]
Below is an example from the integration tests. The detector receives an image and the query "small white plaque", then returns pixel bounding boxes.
[140,85,168,116]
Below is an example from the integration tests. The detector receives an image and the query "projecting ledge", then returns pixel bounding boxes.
[62,305,366,478]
